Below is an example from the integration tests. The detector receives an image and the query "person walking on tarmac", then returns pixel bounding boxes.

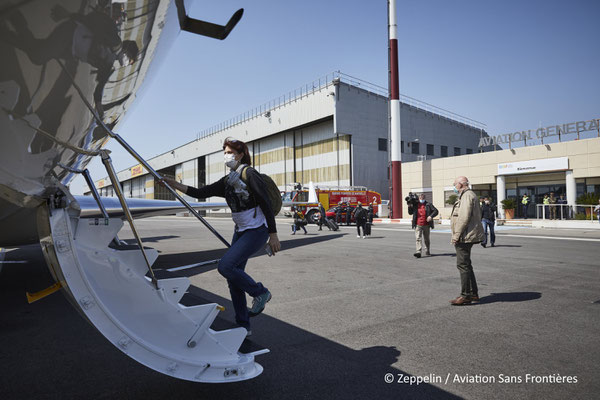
[161,138,279,336]
[353,202,368,238]
[317,202,327,231]
[480,197,497,247]
[365,202,375,237]
[408,193,438,258]
[291,207,308,235]
[450,176,485,305]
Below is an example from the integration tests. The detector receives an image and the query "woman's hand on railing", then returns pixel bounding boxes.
[159,176,187,193]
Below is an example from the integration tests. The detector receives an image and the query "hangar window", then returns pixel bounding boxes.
[466,148,473,154]
[378,138,387,151]
[401,141,404,153]
[454,147,461,156]
[411,142,420,154]
[441,146,448,157]
[427,144,434,156]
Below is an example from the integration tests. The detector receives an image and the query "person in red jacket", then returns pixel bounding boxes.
[408,194,439,258]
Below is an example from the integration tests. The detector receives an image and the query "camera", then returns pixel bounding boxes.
[405,192,419,206]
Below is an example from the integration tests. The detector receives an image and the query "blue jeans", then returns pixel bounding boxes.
[482,218,495,245]
[292,223,307,234]
[522,204,528,218]
[218,225,269,329]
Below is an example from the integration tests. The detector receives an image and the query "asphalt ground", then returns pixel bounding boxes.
[1,216,599,399]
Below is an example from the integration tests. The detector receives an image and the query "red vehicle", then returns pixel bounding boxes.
[282,184,381,223]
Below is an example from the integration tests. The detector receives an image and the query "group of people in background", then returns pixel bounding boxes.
[524,193,569,219]
[164,136,598,335]
[290,201,375,238]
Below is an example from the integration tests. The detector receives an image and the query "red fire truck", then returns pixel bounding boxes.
[282,184,382,223]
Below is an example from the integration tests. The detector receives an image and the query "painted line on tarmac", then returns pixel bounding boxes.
[141,218,600,241]
[492,234,600,242]
[351,226,600,242]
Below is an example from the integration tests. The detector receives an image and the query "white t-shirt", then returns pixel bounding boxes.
[232,206,267,232]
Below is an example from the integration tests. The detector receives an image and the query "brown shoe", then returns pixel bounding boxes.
[471,295,480,302]
[449,296,472,305]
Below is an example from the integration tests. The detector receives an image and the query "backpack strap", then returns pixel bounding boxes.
[239,165,257,218]
[240,164,249,182]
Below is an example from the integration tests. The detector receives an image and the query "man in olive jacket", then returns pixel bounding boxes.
[450,176,485,305]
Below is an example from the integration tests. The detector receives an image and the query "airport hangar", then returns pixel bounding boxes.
[90,72,491,211]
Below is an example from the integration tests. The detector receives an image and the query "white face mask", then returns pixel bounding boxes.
[224,153,239,169]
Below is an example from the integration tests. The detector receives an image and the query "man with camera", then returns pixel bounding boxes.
[407,193,438,258]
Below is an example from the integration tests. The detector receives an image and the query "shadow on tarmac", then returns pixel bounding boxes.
[427,253,456,258]
[0,244,462,400]
[135,235,181,243]
[153,234,346,274]
[476,292,542,304]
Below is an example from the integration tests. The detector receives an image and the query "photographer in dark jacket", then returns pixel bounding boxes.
[480,196,497,247]
[408,194,439,258]
[353,202,368,239]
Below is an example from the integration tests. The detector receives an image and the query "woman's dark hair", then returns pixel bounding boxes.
[222,138,251,165]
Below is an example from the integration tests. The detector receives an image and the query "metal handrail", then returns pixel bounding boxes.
[57,163,109,221]
[57,60,232,250]
[100,150,159,289]
[535,203,599,221]
[109,133,232,249]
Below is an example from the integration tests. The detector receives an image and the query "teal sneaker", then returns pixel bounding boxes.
[249,290,272,316]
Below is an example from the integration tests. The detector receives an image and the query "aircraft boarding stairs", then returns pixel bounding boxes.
[31,110,269,382]
[37,205,268,382]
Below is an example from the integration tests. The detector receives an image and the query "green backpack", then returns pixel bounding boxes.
[241,166,282,216]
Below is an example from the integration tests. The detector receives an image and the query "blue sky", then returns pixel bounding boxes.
[71,0,600,194]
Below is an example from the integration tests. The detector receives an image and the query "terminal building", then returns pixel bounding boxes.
[91,72,490,206]
[401,120,600,219]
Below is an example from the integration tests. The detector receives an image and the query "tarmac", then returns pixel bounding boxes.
[1,216,599,399]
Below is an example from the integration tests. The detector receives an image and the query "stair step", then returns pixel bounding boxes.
[161,269,269,355]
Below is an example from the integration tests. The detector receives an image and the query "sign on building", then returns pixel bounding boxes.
[479,118,599,148]
[497,157,569,175]
[130,164,145,178]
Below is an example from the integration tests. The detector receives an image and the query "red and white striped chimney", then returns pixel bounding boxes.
[388,0,402,218]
